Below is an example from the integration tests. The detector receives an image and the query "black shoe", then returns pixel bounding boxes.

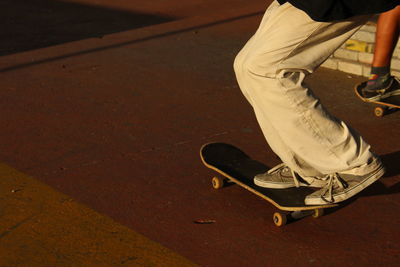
[361,76,400,101]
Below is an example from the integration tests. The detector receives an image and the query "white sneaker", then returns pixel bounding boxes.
[305,163,385,205]
[254,163,326,189]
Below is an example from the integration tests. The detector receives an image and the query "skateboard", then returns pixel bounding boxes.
[354,81,400,117]
[200,143,337,227]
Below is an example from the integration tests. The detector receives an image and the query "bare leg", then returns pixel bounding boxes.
[362,6,400,98]
[372,6,400,67]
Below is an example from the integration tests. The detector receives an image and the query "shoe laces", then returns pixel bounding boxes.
[318,173,348,203]
[268,163,301,187]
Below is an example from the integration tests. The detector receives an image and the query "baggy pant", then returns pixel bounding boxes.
[234,1,381,178]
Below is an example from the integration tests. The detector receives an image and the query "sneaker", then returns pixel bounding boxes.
[254,163,326,189]
[304,164,385,205]
[362,76,400,101]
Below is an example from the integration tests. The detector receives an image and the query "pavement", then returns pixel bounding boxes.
[1,0,400,266]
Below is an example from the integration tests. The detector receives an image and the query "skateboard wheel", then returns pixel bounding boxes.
[211,176,225,189]
[273,212,287,227]
[312,208,324,218]
[374,107,385,117]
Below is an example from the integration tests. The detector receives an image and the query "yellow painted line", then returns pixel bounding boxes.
[344,39,374,53]
[0,163,195,266]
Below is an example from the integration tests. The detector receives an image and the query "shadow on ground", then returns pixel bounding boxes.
[359,150,400,197]
[381,150,400,178]
[1,0,175,56]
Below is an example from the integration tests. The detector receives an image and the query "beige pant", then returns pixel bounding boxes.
[234,1,380,178]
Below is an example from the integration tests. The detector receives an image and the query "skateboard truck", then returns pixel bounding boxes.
[272,209,324,227]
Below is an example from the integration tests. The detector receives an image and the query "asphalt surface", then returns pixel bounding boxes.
[1,0,400,266]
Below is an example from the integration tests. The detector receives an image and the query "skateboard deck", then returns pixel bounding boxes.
[200,143,337,226]
[355,81,400,117]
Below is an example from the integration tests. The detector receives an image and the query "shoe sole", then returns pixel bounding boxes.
[366,89,400,101]
[253,178,298,189]
[254,176,327,189]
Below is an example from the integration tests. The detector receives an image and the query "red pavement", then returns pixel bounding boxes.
[1,0,400,265]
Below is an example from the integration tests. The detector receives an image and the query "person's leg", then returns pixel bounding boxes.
[234,2,384,203]
[362,6,400,99]
[372,6,400,67]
